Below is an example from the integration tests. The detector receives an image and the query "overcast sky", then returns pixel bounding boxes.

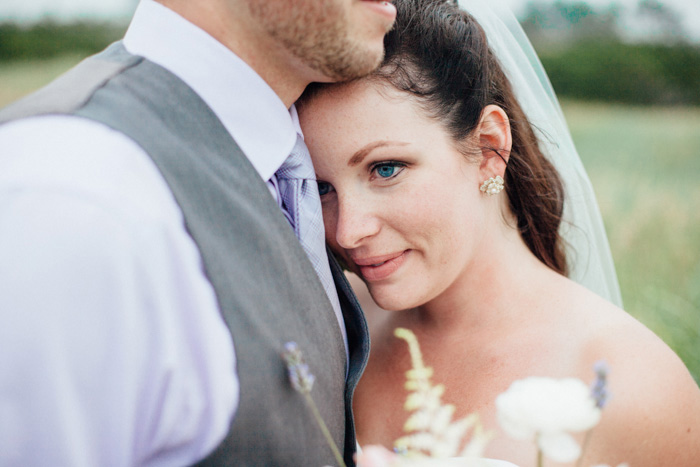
[1,0,698,41]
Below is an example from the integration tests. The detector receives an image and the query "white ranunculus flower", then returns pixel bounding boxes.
[495,377,601,463]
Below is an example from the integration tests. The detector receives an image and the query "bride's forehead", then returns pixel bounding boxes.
[300,82,460,159]
[306,81,420,123]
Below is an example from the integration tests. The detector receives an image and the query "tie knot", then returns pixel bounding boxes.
[277,134,316,181]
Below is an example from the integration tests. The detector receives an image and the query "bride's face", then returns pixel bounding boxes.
[299,80,493,311]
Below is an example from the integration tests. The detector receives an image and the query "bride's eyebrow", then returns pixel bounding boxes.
[349,141,409,167]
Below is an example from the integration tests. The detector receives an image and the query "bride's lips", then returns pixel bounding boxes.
[359,0,397,22]
[353,250,408,282]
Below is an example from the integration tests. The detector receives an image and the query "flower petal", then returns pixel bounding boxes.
[539,432,582,463]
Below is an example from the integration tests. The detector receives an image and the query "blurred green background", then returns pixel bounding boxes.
[0,0,698,383]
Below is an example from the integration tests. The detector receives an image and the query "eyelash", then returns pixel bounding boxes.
[317,160,407,197]
[317,180,334,196]
[369,160,407,180]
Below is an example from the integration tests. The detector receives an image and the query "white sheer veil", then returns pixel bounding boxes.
[457,0,623,306]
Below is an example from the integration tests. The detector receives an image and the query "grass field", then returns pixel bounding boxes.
[0,55,85,108]
[563,101,700,383]
[1,56,698,383]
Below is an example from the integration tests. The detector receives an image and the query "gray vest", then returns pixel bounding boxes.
[0,42,369,466]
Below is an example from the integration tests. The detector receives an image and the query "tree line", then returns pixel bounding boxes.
[1,0,699,106]
[0,21,126,61]
[522,0,700,105]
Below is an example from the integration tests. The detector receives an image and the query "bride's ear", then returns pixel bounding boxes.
[476,105,512,178]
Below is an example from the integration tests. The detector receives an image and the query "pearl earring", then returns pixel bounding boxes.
[480,175,504,195]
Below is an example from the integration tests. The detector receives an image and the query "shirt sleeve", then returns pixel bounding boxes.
[0,116,238,466]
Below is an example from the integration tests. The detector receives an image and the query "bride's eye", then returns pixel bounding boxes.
[317,181,334,196]
[371,161,406,180]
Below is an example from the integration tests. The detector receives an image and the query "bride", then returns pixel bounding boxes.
[297,0,700,465]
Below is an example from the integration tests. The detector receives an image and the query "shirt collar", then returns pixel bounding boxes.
[123,0,298,181]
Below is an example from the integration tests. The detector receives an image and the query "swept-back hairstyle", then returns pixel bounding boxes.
[371,0,568,274]
[301,0,568,275]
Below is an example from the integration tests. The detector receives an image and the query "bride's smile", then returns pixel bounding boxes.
[301,80,511,313]
[350,250,410,282]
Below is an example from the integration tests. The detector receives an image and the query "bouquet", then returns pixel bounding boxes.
[283,329,625,467]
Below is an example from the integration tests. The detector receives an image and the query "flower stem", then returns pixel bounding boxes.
[304,392,347,467]
[575,430,593,467]
[537,447,544,467]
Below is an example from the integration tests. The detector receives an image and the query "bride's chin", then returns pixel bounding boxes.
[368,288,416,312]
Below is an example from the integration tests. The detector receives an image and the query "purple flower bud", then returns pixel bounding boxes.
[394,446,408,456]
[282,341,316,394]
[590,360,609,409]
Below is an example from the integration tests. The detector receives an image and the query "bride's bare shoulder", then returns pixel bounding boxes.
[564,281,700,466]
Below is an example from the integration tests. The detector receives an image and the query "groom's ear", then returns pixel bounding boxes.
[476,105,512,177]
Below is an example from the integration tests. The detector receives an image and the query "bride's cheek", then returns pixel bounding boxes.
[321,205,339,241]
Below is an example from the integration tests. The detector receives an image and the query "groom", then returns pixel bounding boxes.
[0,0,395,465]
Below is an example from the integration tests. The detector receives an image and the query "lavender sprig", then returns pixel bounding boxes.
[591,360,610,409]
[282,342,346,467]
[282,342,316,393]
[576,360,611,467]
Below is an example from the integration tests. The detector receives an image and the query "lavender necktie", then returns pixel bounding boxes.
[276,134,348,354]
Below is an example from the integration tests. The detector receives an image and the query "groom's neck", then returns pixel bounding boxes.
[154,0,313,108]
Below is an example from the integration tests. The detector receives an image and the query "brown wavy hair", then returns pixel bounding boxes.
[368,0,568,275]
[300,0,568,274]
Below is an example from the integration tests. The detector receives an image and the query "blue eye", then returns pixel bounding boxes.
[372,161,405,180]
[376,164,396,178]
[317,181,334,196]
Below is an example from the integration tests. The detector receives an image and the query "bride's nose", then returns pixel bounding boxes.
[333,194,381,250]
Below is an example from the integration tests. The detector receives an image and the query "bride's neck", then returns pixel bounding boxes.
[407,226,554,338]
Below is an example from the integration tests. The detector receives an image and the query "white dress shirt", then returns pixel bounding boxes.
[0,1,342,465]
